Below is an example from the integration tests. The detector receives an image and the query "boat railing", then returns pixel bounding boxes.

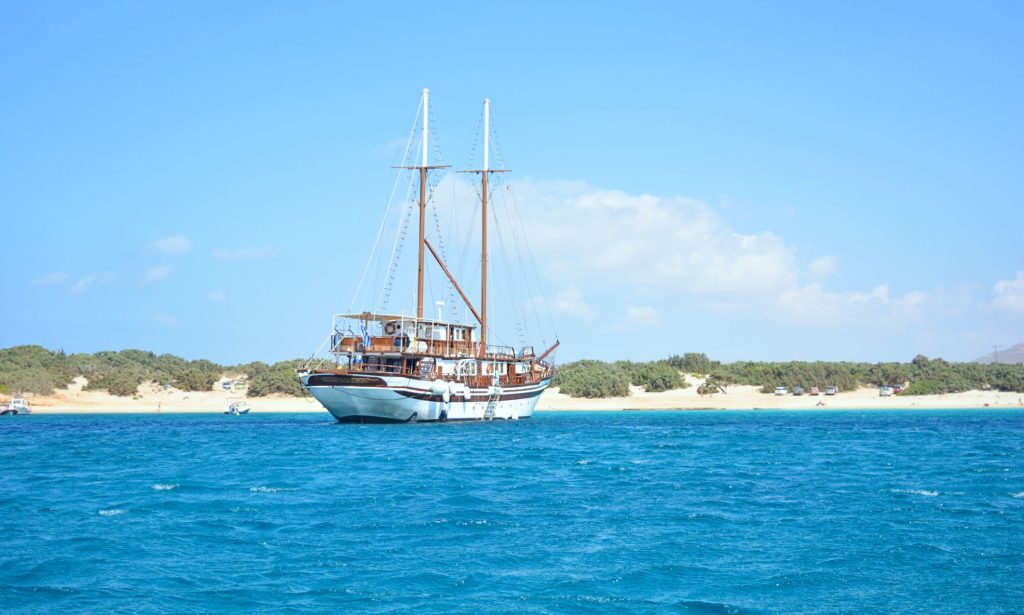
[485,345,516,359]
[322,360,554,385]
[333,334,536,362]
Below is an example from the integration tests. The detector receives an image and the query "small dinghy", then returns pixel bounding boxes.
[225,399,251,415]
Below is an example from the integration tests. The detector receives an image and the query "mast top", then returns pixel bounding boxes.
[396,88,448,171]
[459,97,509,175]
[422,88,429,168]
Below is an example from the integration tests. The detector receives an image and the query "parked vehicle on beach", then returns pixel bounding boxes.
[825,386,838,396]
[774,386,788,396]
[879,385,893,397]
[793,387,804,396]
[893,384,904,394]
[810,387,820,396]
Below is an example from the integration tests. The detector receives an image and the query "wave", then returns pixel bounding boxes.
[152,483,178,491]
[249,486,298,493]
[98,509,127,516]
[676,599,763,614]
[891,489,939,497]
[1012,492,1024,499]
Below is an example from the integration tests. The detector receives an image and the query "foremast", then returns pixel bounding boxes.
[398,88,449,320]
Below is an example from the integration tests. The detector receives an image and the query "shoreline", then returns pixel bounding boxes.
[13,379,1024,415]
[19,406,1024,415]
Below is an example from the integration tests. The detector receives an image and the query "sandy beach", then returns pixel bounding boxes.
[12,376,1023,414]
[536,385,1024,411]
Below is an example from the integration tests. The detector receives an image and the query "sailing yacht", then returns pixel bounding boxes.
[300,89,558,423]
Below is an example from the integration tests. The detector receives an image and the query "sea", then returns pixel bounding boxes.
[1,410,1022,614]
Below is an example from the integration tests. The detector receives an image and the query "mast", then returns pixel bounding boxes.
[417,89,428,320]
[458,98,508,357]
[481,98,489,356]
[399,88,448,321]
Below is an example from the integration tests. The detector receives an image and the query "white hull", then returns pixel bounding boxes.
[301,373,550,423]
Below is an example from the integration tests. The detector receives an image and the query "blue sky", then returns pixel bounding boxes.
[2,1,1022,364]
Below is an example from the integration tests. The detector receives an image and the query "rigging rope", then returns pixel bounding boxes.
[349,97,423,312]
[490,108,559,347]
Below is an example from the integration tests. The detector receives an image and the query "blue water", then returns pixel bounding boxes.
[2,410,1023,613]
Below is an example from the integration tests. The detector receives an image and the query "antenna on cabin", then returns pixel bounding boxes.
[436,300,444,322]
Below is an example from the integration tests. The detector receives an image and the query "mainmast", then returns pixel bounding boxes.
[481,99,490,355]
[462,98,508,356]
[400,88,448,320]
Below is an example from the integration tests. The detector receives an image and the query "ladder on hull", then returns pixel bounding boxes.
[484,386,501,420]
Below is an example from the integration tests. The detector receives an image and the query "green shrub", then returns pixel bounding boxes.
[666,353,718,375]
[902,379,949,395]
[624,361,686,392]
[247,360,305,397]
[553,360,630,398]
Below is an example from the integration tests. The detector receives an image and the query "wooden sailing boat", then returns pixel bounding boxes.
[300,89,558,423]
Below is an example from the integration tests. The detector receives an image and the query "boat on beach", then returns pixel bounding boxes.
[225,399,251,415]
[300,89,558,423]
[1,398,32,415]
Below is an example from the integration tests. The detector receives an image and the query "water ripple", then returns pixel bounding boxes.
[1,410,1022,613]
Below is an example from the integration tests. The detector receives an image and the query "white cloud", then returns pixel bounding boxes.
[994,272,1024,312]
[373,137,410,157]
[626,305,660,326]
[212,246,273,260]
[153,235,191,255]
[68,274,97,294]
[809,256,838,278]
[34,272,71,286]
[144,265,173,283]
[776,284,843,321]
[509,179,798,298]
[776,282,931,324]
[430,175,937,328]
[551,287,596,320]
[895,290,929,319]
[848,284,890,305]
[154,313,179,326]
[208,290,226,303]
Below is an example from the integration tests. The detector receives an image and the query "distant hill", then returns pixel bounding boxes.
[973,342,1024,365]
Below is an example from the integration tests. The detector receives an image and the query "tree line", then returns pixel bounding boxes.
[5,345,1023,400]
[0,345,305,398]
[553,352,1024,398]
